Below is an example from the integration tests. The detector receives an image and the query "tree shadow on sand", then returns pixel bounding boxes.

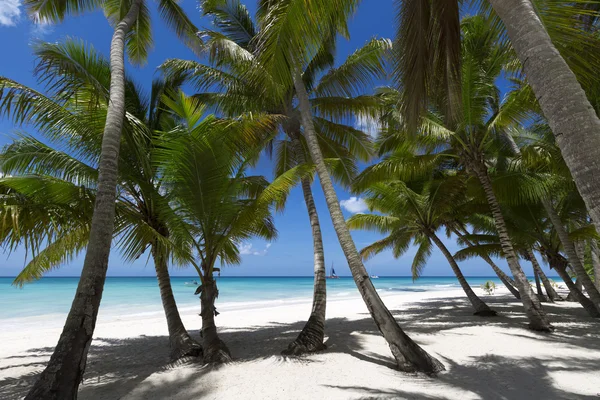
[1,294,599,399]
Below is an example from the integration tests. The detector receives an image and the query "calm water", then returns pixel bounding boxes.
[0,276,509,320]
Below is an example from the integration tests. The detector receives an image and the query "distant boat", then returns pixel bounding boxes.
[369,268,379,279]
[184,280,198,287]
[327,264,339,279]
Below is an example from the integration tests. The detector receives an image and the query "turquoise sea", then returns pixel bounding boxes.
[0,276,513,320]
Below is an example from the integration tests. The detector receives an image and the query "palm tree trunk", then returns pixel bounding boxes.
[548,256,600,317]
[468,160,552,331]
[541,198,600,311]
[526,249,563,302]
[533,268,547,302]
[25,2,142,399]
[283,176,327,355]
[152,245,202,360]
[429,232,496,316]
[452,228,521,299]
[292,69,444,373]
[489,0,600,239]
[200,276,231,363]
[590,239,600,291]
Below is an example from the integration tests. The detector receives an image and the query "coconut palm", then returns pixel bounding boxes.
[454,201,600,317]
[13,0,202,395]
[251,0,444,372]
[395,0,600,242]
[348,176,497,316]
[0,39,204,361]
[162,0,382,355]
[157,91,304,362]
[359,15,552,330]
[515,123,600,312]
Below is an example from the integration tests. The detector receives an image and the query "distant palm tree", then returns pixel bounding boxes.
[13,0,202,395]
[0,39,203,361]
[348,176,497,316]
[162,0,382,355]
[253,0,444,373]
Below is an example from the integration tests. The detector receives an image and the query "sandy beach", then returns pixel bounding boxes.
[1,287,599,400]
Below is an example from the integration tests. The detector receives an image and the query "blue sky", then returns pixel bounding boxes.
[0,1,555,278]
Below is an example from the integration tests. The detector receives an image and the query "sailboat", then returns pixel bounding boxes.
[369,267,379,279]
[327,263,339,279]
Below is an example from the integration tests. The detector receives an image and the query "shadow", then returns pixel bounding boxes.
[1,293,599,399]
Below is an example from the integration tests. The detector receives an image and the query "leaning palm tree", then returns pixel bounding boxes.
[395,0,600,240]
[162,0,381,355]
[348,176,497,316]
[359,15,552,330]
[0,39,204,361]
[157,91,303,362]
[253,0,444,372]
[11,0,201,395]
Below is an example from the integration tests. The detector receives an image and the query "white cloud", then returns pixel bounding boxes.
[0,0,21,27]
[31,19,53,38]
[355,114,380,138]
[239,243,271,256]
[340,197,368,214]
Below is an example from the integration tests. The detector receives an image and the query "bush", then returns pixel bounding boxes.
[481,280,496,295]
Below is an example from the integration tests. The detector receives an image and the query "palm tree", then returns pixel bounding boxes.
[252,0,444,372]
[0,39,203,361]
[515,122,600,312]
[13,0,202,395]
[162,0,382,355]
[362,15,552,330]
[157,91,303,362]
[451,227,521,300]
[395,0,600,241]
[348,177,497,316]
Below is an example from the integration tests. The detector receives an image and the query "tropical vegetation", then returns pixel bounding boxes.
[1,0,600,398]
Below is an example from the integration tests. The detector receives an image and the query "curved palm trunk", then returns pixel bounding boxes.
[152,245,202,360]
[542,198,600,311]
[283,177,327,355]
[200,276,231,363]
[527,249,562,302]
[25,3,143,399]
[590,239,600,291]
[469,161,552,331]
[590,239,600,290]
[489,0,600,239]
[293,70,444,373]
[533,268,547,302]
[453,229,521,299]
[548,257,600,317]
[429,232,496,316]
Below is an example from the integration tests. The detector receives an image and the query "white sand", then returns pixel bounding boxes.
[1,287,600,399]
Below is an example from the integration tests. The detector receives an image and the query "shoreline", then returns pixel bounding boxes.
[2,287,599,399]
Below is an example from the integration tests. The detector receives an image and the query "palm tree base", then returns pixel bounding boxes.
[527,322,555,332]
[170,336,203,361]
[536,294,549,303]
[202,339,232,364]
[282,317,326,356]
[473,309,498,317]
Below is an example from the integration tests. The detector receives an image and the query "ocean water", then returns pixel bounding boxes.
[0,276,508,320]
